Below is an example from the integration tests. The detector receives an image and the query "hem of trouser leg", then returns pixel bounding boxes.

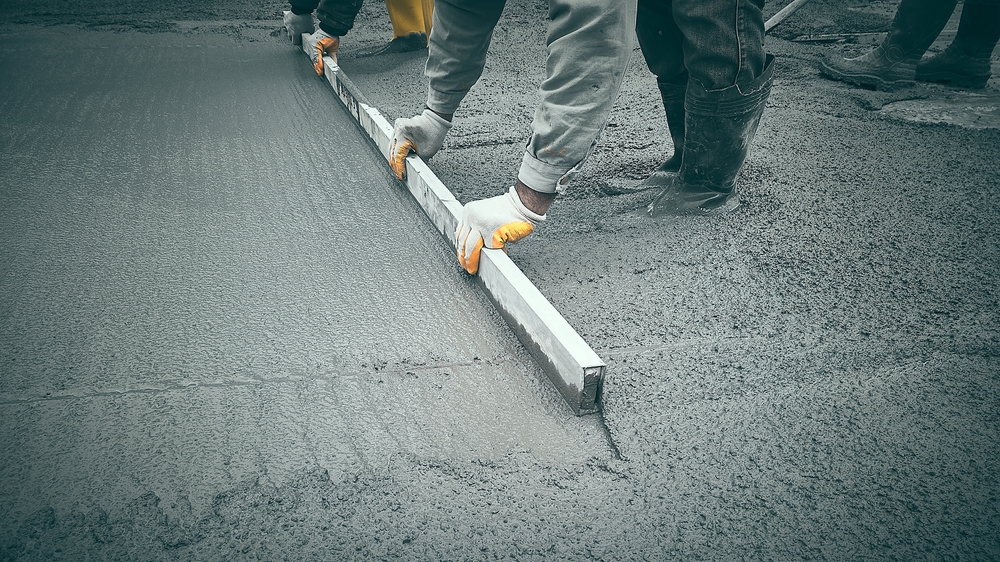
[518,152,568,195]
[318,22,348,37]
[426,89,466,116]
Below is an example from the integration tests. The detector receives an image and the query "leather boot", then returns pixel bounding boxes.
[820,0,958,90]
[916,0,1000,88]
[648,55,774,217]
[639,80,687,188]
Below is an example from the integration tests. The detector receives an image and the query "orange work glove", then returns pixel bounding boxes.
[455,186,545,275]
[389,109,452,179]
[305,29,339,75]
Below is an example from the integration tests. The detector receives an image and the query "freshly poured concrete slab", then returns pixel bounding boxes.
[4,1,1000,557]
[304,38,606,415]
[0,27,610,526]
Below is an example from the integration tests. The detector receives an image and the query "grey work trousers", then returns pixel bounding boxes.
[424,0,637,194]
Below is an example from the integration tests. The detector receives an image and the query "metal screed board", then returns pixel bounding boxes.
[299,36,605,415]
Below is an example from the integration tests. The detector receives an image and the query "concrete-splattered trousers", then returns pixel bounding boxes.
[636,0,768,93]
[423,0,638,194]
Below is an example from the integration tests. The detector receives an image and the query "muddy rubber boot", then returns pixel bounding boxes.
[639,81,686,189]
[371,32,428,55]
[916,1,1000,89]
[648,55,774,217]
[820,0,958,90]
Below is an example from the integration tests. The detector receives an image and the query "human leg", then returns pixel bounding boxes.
[916,0,1000,88]
[380,0,431,53]
[647,55,774,215]
[646,0,773,215]
[518,0,639,194]
[820,0,959,90]
[636,0,687,180]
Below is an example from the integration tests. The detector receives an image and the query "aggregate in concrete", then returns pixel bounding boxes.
[1,0,999,560]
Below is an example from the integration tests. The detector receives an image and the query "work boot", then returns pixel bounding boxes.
[383,0,431,55]
[639,80,686,189]
[820,0,959,90]
[648,55,774,217]
[916,1,1000,89]
[371,32,428,55]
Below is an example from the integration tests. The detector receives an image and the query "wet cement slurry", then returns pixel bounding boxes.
[3,0,1000,559]
[0,25,611,556]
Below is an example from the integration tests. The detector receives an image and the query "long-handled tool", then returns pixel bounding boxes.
[765,0,813,33]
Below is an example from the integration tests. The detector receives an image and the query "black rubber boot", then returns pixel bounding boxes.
[369,32,427,56]
[639,80,686,188]
[820,0,958,90]
[916,1,1000,89]
[648,55,774,217]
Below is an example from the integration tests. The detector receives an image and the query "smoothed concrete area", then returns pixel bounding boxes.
[0,26,608,535]
[880,92,1000,129]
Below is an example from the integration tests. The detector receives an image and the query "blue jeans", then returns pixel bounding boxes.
[636,0,767,93]
[424,0,637,194]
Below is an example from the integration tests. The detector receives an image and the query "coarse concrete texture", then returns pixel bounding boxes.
[1,1,999,561]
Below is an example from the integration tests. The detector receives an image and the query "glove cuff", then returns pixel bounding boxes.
[507,186,546,225]
[420,109,453,134]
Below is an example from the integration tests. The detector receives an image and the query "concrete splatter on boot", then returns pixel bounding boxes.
[648,56,774,217]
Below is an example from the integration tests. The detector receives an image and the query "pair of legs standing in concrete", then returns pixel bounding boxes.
[637,0,774,215]
[821,0,1000,90]
[392,0,774,273]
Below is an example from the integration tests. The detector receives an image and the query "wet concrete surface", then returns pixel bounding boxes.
[2,0,1000,560]
[0,21,609,559]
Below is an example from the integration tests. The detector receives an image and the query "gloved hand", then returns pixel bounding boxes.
[282,11,314,45]
[304,29,340,76]
[455,186,545,275]
[389,109,452,179]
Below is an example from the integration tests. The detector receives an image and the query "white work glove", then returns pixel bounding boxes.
[389,109,452,179]
[455,186,545,275]
[304,29,340,75]
[282,11,314,45]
